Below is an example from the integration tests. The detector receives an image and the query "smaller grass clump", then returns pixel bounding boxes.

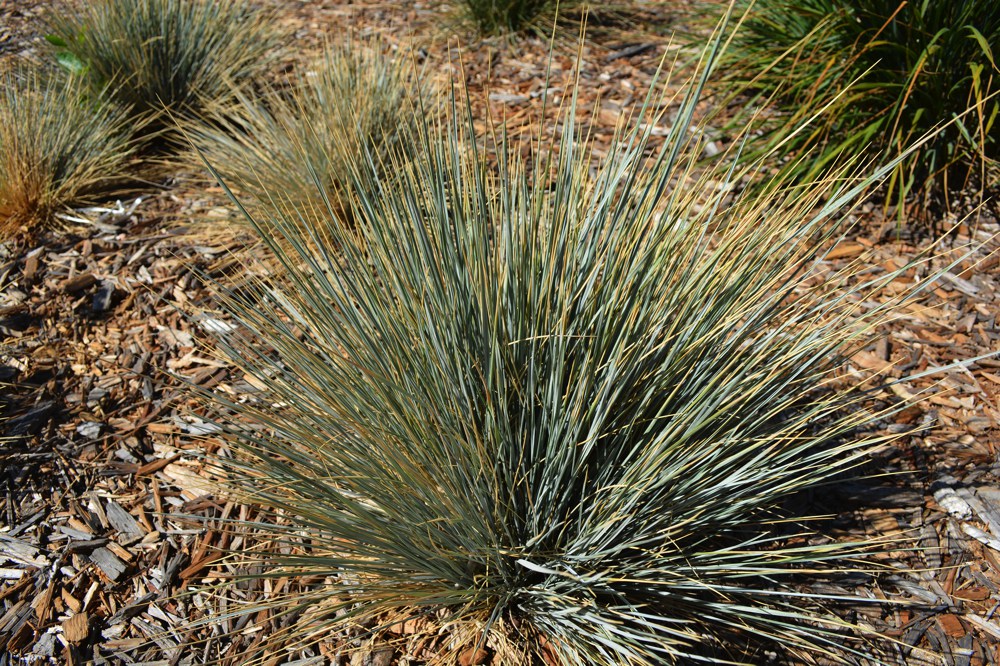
[0,68,134,239]
[46,0,282,134]
[184,40,428,227]
[456,0,585,36]
[717,0,1000,224]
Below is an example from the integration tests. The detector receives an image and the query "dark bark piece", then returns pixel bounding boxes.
[66,538,109,553]
[22,254,39,284]
[105,500,144,542]
[605,43,655,62]
[5,401,55,437]
[107,591,156,625]
[63,273,97,294]
[92,279,116,313]
[90,547,127,582]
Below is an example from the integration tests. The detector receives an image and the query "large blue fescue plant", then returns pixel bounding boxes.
[190,26,954,665]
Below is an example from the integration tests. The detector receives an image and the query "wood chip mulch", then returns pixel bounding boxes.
[2,1,1000,664]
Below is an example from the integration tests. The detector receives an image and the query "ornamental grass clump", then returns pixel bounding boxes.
[456,0,585,36]
[46,0,282,135]
[717,0,1000,223]
[192,39,952,664]
[0,68,134,239]
[183,40,427,227]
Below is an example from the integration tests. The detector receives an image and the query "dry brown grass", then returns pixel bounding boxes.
[0,68,135,238]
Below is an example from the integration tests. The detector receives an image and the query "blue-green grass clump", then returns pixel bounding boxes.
[46,0,282,130]
[193,36,943,666]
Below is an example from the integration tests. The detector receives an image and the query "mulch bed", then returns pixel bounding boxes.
[2,1,1000,664]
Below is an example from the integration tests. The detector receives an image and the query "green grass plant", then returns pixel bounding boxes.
[0,67,135,239]
[456,0,585,36]
[45,0,282,134]
[190,32,956,665]
[183,40,427,228]
[717,0,1000,225]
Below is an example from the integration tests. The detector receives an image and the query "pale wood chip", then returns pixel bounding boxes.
[62,612,89,644]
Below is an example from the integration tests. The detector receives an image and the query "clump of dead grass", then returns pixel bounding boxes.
[0,67,135,239]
